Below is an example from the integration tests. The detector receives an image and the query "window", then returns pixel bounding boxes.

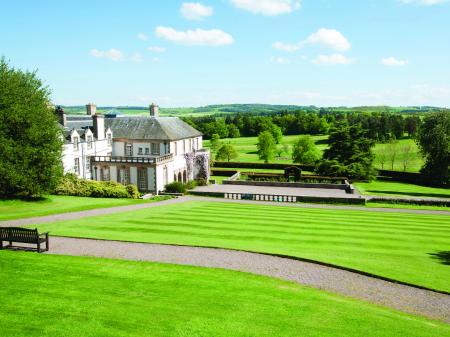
[74,158,80,174]
[138,147,143,155]
[86,159,91,171]
[145,148,150,155]
[151,143,159,155]
[118,167,130,185]
[174,141,178,155]
[73,137,79,151]
[125,143,133,156]
[183,140,186,154]
[101,167,110,181]
[107,133,112,146]
[138,168,148,191]
[87,135,93,149]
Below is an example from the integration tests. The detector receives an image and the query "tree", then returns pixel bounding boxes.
[0,58,63,197]
[386,140,398,170]
[257,131,276,163]
[291,136,320,164]
[399,143,414,172]
[210,133,221,153]
[375,145,388,170]
[318,121,376,180]
[416,111,450,186]
[216,143,238,162]
[228,123,240,138]
[270,124,283,144]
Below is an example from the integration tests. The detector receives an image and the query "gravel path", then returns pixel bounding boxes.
[1,196,448,228]
[46,236,450,323]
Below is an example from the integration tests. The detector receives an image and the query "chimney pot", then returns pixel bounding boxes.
[86,103,97,116]
[149,103,159,117]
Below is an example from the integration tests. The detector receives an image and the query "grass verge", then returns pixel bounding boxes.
[0,195,169,221]
[0,251,448,337]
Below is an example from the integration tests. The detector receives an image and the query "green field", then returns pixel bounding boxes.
[356,181,450,199]
[0,251,448,337]
[32,201,450,292]
[205,135,424,172]
[0,195,167,221]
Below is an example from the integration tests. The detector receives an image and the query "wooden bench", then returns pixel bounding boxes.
[0,227,49,253]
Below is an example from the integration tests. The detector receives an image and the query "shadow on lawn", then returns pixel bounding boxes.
[367,190,450,199]
[429,251,450,265]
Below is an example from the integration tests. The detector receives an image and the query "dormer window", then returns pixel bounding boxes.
[145,148,150,155]
[87,135,93,149]
[125,143,133,156]
[107,133,112,146]
[138,147,143,155]
[73,136,79,151]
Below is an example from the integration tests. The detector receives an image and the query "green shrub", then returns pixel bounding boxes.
[196,178,208,186]
[126,184,140,199]
[55,174,136,198]
[186,180,197,189]
[164,182,187,194]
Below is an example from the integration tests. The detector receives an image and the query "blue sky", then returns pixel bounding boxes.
[1,0,449,107]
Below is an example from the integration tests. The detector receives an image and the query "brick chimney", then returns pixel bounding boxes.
[149,103,159,117]
[86,103,97,116]
[93,114,105,140]
[55,106,66,126]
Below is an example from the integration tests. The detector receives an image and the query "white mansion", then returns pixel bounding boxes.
[58,103,209,193]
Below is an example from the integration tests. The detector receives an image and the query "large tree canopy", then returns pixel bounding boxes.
[317,121,376,180]
[0,58,62,197]
[416,111,449,186]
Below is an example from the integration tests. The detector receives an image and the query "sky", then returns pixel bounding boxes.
[1,0,449,108]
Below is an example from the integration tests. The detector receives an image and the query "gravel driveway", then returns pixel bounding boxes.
[46,236,450,324]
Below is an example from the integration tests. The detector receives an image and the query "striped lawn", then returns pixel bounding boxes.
[33,201,450,292]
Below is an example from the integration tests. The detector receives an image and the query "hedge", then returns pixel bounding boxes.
[213,162,315,171]
[55,174,140,199]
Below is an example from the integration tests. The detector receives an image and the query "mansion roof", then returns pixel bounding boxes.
[105,116,202,141]
[60,115,202,142]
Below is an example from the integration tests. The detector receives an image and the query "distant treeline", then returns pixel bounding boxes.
[182,109,432,141]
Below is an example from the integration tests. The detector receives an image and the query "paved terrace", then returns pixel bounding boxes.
[193,183,362,199]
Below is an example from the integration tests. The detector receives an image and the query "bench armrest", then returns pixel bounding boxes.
[39,232,50,237]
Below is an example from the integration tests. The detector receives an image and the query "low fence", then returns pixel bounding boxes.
[189,190,366,205]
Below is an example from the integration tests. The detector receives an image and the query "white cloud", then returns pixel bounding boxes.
[312,54,353,66]
[400,0,448,5]
[151,57,161,63]
[230,0,301,16]
[272,41,300,52]
[137,33,148,41]
[273,28,351,54]
[130,53,144,63]
[305,28,351,52]
[270,56,290,64]
[148,46,166,53]
[155,26,234,46]
[90,48,124,61]
[181,2,213,20]
[381,56,409,67]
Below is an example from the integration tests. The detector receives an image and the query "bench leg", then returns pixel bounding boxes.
[0,240,3,250]
[37,242,41,253]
